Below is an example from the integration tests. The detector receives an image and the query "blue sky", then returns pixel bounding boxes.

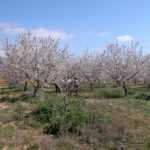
[0,0,150,55]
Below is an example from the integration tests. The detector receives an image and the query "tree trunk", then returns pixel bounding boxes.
[122,82,128,96]
[123,87,128,96]
[147,84,150,91]
[54,83,61,93]
[37,80,40,88]
[33,86,37,97]
[33,80,41,97]
[24,81,28,92]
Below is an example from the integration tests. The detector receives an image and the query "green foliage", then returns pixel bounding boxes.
[0,96,19,103]
[135,93,150,101]
[32,104,85,135]
[102,90,124,98]
[32,104,54,123]
[1,80,150,149]
[128,90,136,95]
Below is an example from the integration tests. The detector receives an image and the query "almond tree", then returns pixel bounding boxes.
[19,33,68,97]
[63,56,83,81]
[79,50,104,90]
[103,42,147,95]
[1,32,69,97]
[63,50,105,91]
[0,40,23,83]
[142,56,150,90]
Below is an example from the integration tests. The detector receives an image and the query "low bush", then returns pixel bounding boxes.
[32,104,85,135]
[135,93,150,101]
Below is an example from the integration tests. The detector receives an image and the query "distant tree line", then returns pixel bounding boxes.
[0,32,149,96]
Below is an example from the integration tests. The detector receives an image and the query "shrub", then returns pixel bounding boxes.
[135,93,150,101]
[32,104,54,123]
[32,104,85,135]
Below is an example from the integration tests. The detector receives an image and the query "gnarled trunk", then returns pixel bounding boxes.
[55,83,62,93]
[24,81,28,92]
[122,82,128,96]
[32,80,40,97]
[33,86,37,97]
